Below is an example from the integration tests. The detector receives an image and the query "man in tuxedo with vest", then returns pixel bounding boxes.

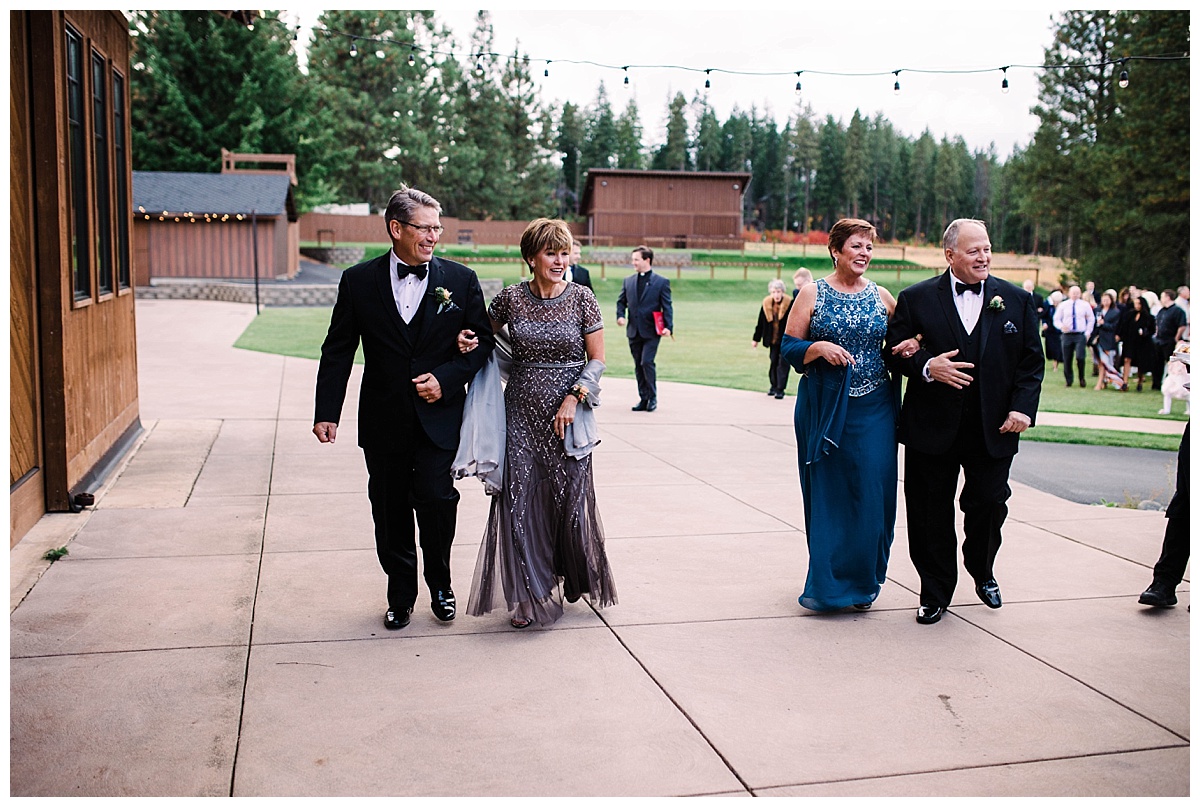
[314,186,494,630]
[885,219,1043,625]
[616,245,673,411]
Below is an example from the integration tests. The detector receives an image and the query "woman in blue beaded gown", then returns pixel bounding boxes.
[781,218,915,612]
[464,218,616,628]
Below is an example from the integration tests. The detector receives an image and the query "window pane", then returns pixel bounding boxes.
[66,26,90,300]
[112,71,130,288]
[92,51,113,295]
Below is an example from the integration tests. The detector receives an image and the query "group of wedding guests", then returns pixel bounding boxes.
[314,184,1050,629]
[1036,280,1189,395]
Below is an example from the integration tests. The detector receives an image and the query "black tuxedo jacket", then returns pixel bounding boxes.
[314,253,494,452]
[616,270,673,339]
[885,269,1043,458]
[569,263,592,290]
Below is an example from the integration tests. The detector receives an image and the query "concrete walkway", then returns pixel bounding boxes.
[10,299,1189,797]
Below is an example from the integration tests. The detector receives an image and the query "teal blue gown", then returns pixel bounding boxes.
[782,279,897,611]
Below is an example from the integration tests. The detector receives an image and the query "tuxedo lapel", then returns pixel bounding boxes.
[412,258,442,351]
[978,276,999,357]
[373,253,413,345]
[935,269,966,352]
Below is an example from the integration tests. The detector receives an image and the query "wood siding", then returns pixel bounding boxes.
[133,216,293,280]
[13,10,139,541]
[10,11,44,539]
[585,173,747,242]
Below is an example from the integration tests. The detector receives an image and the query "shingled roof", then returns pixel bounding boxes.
[132,171,295,219]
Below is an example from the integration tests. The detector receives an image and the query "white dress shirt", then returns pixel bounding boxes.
[390,250,429,324]
[1053,298,1094,337]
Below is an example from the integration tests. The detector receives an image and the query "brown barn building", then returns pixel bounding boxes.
[11,10,140,542]
[132,169,299,283]
[579,169,751,248]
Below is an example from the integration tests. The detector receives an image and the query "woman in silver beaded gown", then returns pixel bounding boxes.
[465,218,616,628]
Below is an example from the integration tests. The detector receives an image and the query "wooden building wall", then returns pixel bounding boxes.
[586,174,746,244]
[12,10,140,543]
[132,215,294,282]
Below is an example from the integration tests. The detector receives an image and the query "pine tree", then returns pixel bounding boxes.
[581,83,618,173]
[614,98,645,169]
[652,92,691,171]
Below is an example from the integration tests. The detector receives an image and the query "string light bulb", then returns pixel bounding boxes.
[1001,66,1009,93]
[349,41,357,57]
[794,71,802,96]
[1118,59,1129,88]
[408,50,415,65]
[544,60,550,77]
[704,69,711,91]
[893,70,901,95]
[623,66,629,88]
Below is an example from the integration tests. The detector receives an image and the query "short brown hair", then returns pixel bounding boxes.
[828,218,876,256]
[633,245,654,264]
[520,218,573,265]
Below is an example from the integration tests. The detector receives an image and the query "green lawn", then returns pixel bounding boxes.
[239,265,1186,449]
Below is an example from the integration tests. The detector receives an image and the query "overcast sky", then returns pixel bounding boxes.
[288,3,1068,159]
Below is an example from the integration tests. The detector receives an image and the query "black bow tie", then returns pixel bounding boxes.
[397,262,428,280]
[955,280,983,296]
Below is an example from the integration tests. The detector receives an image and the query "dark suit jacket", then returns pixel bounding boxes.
[885,269,1043,458]
[569,263,592,290]
[616,270,673,340]
[314,253,494,452]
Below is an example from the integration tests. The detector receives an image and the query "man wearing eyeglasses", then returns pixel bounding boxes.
[314,185,495,631]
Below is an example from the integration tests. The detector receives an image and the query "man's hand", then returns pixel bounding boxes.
[660,328,671,338]
[616,317,627,327]
[413,373,442,403]
[313,422,338,443]
[999,411,1032,434]
[928,349,974,388]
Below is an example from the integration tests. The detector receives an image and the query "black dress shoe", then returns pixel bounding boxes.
[431,588,456,621]
[916,604,945,624]
[384,607,412,630]
[774,392,785,399]
[975,578,1002,608]
[646,399,657,412]
[631,400,648,411]
[1138,580,1178,607]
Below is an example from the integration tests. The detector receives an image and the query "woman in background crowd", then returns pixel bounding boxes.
[1117,292,1156,391]
[752,279,793,399]
[1092,289,1125,390]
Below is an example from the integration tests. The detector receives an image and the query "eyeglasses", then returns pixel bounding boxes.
[398,221,444,236]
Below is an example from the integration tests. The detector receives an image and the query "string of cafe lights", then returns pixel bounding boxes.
[255,16,1187,96]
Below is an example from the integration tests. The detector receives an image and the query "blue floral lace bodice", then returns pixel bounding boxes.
[808,278,889,396]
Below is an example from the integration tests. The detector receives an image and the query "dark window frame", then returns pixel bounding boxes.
[65,23,91,303]
[112,68,130,290]
[91,47,113,297]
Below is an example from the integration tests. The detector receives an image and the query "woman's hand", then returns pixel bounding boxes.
[456,329,479,354]
[553,395,579,439]
[890,336,921,359]
[811,340,854,366]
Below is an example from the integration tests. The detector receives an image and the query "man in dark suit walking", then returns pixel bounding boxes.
[566,239,592,290]
[616,245,673,411]
[885,219,1043,625]
[313,186,494,630]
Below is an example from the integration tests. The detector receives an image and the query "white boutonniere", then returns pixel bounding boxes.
[987,296,1005,312]
[433,286,458,314]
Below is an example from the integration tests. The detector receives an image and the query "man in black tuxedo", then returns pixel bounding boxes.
[566,239,592,290]
[313,186,494,630]
[885,219,1043,625]
[616,245,673,411]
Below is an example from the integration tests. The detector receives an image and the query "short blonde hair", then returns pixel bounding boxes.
[520,218,573,265]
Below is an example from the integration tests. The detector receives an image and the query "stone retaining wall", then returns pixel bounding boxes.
[135,278,505,306]
[300,246,365,265]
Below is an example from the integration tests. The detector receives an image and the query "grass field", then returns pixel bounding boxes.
[241,261,1186,449]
